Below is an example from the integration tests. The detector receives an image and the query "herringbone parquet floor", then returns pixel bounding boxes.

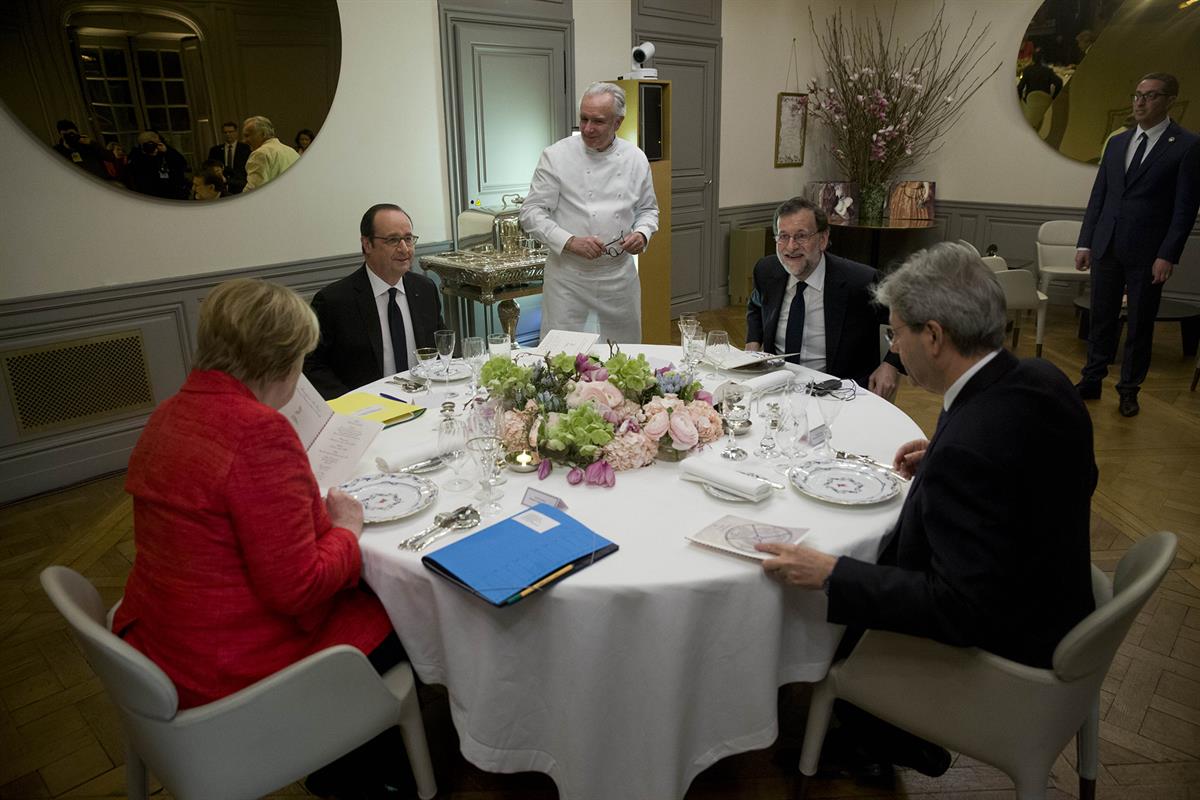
[1,303,1198,799]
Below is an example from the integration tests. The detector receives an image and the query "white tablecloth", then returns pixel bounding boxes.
[354,344,922,800]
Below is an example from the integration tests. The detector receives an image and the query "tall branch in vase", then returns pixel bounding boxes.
[807,3,1001,223]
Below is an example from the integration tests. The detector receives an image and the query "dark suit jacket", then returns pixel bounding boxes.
[828,350,1098,668]
[207,141,251,193]
[304,266,445,399]
[745,252,901,385]
[1078,120,1200,267]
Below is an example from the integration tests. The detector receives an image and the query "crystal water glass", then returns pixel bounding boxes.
[466,435,504,517]
[754,391,784,459]
[434,329,456,378]
[815,379,854,458]
[780,378,812,473]
[705,330,729,383]
[412,347,439,393]
[437,414,472,491]
[487,332,512,359]
[719,381,749,461]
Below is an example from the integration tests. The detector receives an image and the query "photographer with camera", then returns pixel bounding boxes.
[52,120,113,182]
[126,130,190,200]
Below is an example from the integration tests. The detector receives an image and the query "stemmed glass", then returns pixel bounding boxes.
[463,336,487,397]
[434,329,457,398]
[412,347,439,394]
[466,436,505,517]
[719,381,749,461]
[754,390,784,459]
[778,378,812,474]
[705,330,729,382]
[678,314,701,376]
[437,414,472,491]
[815,379,855,459]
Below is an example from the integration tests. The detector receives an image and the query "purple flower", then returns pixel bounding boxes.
[584,460,616,487]
[694,389,714,405]
[654,363,676,376]
[567,466,584,485]
[538,458,553,480]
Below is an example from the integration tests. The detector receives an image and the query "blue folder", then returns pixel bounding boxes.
[421,503,619,606]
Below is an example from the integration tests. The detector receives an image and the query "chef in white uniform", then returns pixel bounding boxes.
[520,82,659,342]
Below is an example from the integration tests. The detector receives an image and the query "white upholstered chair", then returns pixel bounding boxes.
[40,566,438,800]
[995,268,1049,356]
[798,531,1178,800]
[1022,90,1053,130]
[1037,220,1089,299]
[981,255,1008,273]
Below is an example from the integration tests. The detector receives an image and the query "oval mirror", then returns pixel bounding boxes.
[1014,0,1198,164]
[0,0,340,200]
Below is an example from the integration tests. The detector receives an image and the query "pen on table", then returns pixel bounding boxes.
[379,392,409,403]
[506,563,575,604]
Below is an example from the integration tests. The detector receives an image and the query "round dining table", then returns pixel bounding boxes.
[350,344,923,800]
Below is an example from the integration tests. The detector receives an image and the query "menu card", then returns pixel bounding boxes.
[534,329,600,356]
[686,514,808,562]
[279,375,383,488]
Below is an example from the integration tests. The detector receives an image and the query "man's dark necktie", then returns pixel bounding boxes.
[783,281,808,364]
[225,144,233,169]
[387,287,409,373]
[1126,132,1148,182]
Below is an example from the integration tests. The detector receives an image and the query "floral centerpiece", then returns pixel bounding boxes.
[479,349,722,487]
[805,3,1000,223]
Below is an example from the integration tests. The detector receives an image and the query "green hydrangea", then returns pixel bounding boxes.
[542,405,614,465]
[603,352,657,400]
[479,357,533,406]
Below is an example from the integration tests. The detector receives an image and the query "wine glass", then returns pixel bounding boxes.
[779,377,813,474]
[463,336,487,397]
[437,414,472,491]
[815,379,854,459]
[705,330,729,382]
[719,381,749,461]
[434,329,456,377]
[412,347,439,394]
[466,436,504,517]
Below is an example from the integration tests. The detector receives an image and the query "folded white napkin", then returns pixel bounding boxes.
[680,460,772,502]
[377,442,442,473]
[741,370,793,394]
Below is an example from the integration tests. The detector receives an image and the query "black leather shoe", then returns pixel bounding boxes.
[1119,392,1140,417]
[1075,381,1102,400]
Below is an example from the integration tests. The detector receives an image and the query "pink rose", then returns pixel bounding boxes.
[668,410,699,450]
[643,410,669,440]
[694,389,714,405]
[686,401,724,445]
[567,380,624,410]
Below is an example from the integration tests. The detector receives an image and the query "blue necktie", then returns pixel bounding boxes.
[387,287,409,372]
[1126,132,1147,183]
[783,281,807,364]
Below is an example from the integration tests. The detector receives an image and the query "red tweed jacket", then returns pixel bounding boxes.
[113,370,392,708]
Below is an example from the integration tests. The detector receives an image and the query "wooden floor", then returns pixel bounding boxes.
[2,303,1199,800]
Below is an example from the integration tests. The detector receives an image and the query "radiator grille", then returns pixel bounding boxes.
[2,331,155,435]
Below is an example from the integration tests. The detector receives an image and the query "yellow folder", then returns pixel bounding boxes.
[327,393,421,427]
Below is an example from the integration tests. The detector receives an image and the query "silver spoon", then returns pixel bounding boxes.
[399,505,472,550]
[414,507,481,551]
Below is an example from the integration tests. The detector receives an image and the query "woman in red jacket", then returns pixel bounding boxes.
[114,278,408,797]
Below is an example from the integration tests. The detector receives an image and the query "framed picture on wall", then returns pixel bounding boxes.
[887,181,936,223]
[774,92,808,168]
[808,181,858,224]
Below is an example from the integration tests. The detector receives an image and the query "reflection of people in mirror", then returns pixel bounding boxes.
[126,130,190,199]
[52,119,113,182]
[241,115,299,191]
[207,121,250,194]
[294,128,315,154]
[192,173,227,200]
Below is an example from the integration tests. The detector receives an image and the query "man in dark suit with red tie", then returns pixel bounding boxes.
[745,197,903,399]
[304,204,445,399]
[207,121,251,194]
[1075,72,1200,416]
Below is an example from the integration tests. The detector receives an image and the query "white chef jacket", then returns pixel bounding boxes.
[520,136,659,342]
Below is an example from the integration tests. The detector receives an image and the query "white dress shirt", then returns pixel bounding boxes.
[773,255,827,371]
[365,267,417,376]
[943,349,1001,411]
[1125,116,1171,170]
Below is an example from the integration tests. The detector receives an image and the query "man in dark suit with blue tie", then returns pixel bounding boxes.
[745,197,903,400]
[303,204,445,399]
[1076,72,1200,416]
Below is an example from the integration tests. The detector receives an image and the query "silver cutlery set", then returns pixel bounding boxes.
[397,505,481,551]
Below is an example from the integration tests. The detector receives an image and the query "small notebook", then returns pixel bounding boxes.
[686,514,808,562]
[422,504,618,606]
[327,393,422,426]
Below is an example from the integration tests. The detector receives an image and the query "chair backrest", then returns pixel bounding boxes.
[40,566,179,720]
[1037,220,1082,270]
[993,268,1040,310]
[980,255,1008,272]
[1054,531,1177,681]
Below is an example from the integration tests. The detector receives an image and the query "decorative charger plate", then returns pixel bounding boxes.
[702,482,755,503]
[338,473,438,523]
[404,359,472,382]
[724,522,794,554]
[788,459,902,506]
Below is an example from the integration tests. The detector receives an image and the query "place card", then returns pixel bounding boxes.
[522,486,568,510]
[808,423,829,449]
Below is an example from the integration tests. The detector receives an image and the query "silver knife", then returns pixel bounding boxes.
[738,471,786,490]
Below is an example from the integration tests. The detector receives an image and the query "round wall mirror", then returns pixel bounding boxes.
[0,0,340,200]
[1014,0,1198,164]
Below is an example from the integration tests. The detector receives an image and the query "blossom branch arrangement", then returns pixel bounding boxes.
[480,351,720,488]
[806,3,1001,191]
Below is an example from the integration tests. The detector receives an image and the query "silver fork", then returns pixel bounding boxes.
[398,506,470,550]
